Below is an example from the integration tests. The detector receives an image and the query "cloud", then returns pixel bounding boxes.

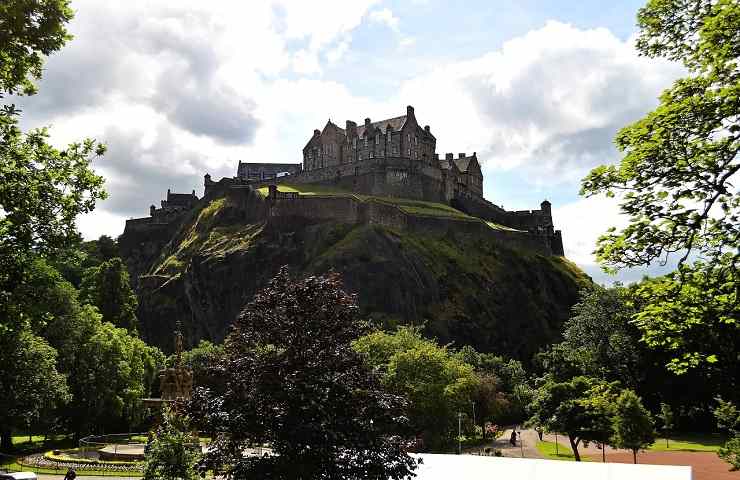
[398,21,684,185]
[369,8,400,32]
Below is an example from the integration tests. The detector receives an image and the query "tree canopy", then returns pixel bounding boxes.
[581,0,739,374]
[190,268,417,480]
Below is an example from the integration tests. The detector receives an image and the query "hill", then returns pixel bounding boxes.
[121,186,590,361]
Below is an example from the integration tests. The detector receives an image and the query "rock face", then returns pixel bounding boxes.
[120,188,589,360]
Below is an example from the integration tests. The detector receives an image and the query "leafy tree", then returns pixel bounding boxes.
[143,404,200,480]
[657,402,674,448]
[528,376,618,461]
[354,327,480,450]
[167,340,224,390]
[64,313,163,436]
[0,328,69,451]
[581,0,740,373]
[611,390,656,464]
[1,0,106,335]
[0,0,74,95]
[562,285,641,386]
[190,268,417,480]
[714,398,740,470]
[80,258,139,333]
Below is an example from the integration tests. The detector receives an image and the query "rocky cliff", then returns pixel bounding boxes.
[120,187,590,361]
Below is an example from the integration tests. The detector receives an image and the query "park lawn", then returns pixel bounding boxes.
[536,441,591,462]
[649,433,726,452]
[9,435,75,454]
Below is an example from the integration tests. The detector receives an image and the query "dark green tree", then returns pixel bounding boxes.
[657,402,674,448]
[562,285,641,386]
[190,269,417,479]
[80,258,139,334]
[0,0,74,95]
[581,0,740,374]
[714,398,740,470]
[143,404,200,480]
[0,328,69,451]
[528,376,618,461]
[354,326,480,450]
[611,390,656,464]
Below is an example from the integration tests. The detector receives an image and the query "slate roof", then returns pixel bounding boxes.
[454,156,472,172]
[355,115,407,138]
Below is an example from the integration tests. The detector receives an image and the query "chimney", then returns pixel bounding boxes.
[150,205,156,217]
[365,117,371,126]
[459,153,465,158]
[406,105,414,116]
[445,153,453,160]
[540,200,552,215]
[424,125,430,132]
[313,129,321,136]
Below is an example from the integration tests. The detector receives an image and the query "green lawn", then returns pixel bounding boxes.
[536,440,590,461]
[649,433,726,452]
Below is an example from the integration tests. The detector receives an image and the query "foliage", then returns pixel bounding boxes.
[0,328,69,451]
[657,403,674,447]
[354,327,480,450]
[561,285,641,386]
[718,436,740,471]
[143,405,200,480]
[611,390,656,464]
[167,340,225,390]
[190,268,417,480]
[0,0,74,95]
[528,376,618,461]
[80,258,139,334]
[580,0,740,373]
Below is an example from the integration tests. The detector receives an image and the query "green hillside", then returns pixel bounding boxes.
[131,190,589,359]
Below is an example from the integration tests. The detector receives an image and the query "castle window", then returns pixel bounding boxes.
[353,138,357,149]
[364,137,368,147]
[370,151,374,158]
[415,136,418,145]
[387,131,391,143]
[375,134,380,145]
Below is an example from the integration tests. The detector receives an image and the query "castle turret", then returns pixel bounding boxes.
[406,105,414,116]
[150,205,156,217]
[540,200,552,215]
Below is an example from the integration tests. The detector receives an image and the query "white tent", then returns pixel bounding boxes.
[412,454,692,480]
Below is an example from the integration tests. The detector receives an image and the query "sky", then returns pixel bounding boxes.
[11,0,687,284]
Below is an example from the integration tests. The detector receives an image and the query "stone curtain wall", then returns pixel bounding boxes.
[267,194,555,256]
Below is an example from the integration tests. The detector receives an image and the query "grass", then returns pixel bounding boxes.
[649,433,726,452]
[257,183,476,220]
[536,440,590,461]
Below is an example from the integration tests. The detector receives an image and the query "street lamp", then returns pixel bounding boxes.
[458,412,462,455]
[550,415,558,456]
[470,401,476,433]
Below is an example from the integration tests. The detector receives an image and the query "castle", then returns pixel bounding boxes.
[124,106,564,257]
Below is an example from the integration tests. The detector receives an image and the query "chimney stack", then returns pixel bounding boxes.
[459,153,465,158]
[406,105,414,116]
[313,129,321,136]
[424,125,430,132]
[365,117,371,126]
[445,153,453,160]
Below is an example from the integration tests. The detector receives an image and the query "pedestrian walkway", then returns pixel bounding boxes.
[462,428,544,459]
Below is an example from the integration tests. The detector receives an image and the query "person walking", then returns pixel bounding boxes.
[63,468,76,480]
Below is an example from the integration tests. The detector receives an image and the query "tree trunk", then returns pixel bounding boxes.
[633,449,637,464]
[602,444,605,463]
[1,428,12,452]
[568,435,581,462]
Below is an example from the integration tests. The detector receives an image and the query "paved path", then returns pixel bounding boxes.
[462,428,544,459]
[37,476,139,480]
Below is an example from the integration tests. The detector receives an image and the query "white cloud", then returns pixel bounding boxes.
[397,21,684,185]
[369,8,400,32]
[399,36,417,49]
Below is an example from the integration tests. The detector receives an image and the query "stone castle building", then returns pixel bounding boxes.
[125,106,564,257]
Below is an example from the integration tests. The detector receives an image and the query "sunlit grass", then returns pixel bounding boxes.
[536,440,591,461]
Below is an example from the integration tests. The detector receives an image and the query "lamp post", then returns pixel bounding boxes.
[550,415,558,456]
[458,412,462,455]
[470,401,476,434]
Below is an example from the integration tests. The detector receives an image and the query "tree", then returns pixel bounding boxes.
[80,258,139,333]
[143,405,200,480]
[562,285,641,386]
[580,0,740,374]
[354,327,480,450]
[167,340,224,390]
[528,376,618,462]
[190,268,417,479]
[0,328,69,451]
[611,390,656,464]
[1,0,106,340]
[714,398,740,471]
[657,403,674,448]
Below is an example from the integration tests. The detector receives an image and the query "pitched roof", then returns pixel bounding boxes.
[355,115,407,138]
[453,154,479,173]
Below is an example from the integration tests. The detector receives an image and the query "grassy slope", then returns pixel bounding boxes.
[649,434,725,452]
[256,183,519,226]
[139,190,589,358]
